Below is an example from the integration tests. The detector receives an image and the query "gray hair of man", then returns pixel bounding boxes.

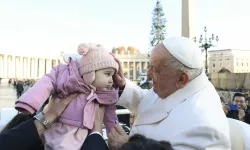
[167,54,203,81]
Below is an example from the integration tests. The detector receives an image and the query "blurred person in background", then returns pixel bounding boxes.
[22,80,31,95]
[227,93,250,124]
[15,80,24,98]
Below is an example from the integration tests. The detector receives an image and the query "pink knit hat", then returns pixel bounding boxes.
[77,43,118,85]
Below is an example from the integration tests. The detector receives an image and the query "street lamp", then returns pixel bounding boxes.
[193,27,219,76]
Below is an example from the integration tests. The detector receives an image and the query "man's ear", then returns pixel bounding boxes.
[176,72,189,88]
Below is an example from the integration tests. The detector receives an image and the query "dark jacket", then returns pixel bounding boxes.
[0,120,42,150]
[82,133,109,150]
[16,83,24,92]
[227,106,250,125]
[245,106,250,124]
[0,120,108,150]
[227,110,239,120]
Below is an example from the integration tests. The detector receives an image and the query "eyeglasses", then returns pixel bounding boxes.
[235,100,244,103]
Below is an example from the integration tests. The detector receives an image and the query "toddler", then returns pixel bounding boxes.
[15,43,119,150]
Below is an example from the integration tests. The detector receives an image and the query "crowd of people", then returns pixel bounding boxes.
[0,36,250,150]
[221,92,250,125]
[6,78,37,98]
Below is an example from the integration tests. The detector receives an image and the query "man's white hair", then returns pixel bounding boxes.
[166,54,203,81]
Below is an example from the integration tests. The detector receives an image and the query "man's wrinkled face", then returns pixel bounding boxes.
[147,44,181,99]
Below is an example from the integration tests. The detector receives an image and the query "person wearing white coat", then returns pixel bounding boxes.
[108,36,231,150]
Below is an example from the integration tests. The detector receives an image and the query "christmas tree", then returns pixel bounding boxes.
[149,0,167,48]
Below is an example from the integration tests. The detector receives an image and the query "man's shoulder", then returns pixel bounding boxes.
[228,118,250,146]
[170,122,231,149]
[176,89,228,128]
[171,103,230,145]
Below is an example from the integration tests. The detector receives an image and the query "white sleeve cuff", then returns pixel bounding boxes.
[89,132,103,138]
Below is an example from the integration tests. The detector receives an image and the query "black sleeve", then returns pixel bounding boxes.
[244,108,250,125]
[81,134,109,150]
[0,119,43,150]
[226,110,239,120]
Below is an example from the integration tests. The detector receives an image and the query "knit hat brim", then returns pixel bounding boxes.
[81,60,118,75]
[82,71,95,85]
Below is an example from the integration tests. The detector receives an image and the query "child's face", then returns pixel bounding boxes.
[92,68,115,91]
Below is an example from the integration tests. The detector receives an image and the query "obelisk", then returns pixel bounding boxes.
[181,0,196,38]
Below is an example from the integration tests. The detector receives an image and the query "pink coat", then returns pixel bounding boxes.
[15,58,118,133]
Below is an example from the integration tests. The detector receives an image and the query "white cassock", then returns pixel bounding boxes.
[117,72,231,150]
[228,118,250,150]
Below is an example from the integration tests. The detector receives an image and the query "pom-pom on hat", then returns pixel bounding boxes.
[78,43,118,85]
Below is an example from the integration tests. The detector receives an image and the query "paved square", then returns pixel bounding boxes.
[0,83,17,109]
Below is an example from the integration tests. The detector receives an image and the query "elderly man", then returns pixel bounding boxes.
[109,36,230,150]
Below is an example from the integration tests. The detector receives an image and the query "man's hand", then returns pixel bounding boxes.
[130,113,136,128]
[42,93,78,123]
[110,53,126,88]
[108,124,129,150]
[35,93,78,137]
[90,104,105,135]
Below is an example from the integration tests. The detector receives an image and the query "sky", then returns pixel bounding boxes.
[0,0,250,57]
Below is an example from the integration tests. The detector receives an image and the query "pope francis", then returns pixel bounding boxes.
[108,36,231,150]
